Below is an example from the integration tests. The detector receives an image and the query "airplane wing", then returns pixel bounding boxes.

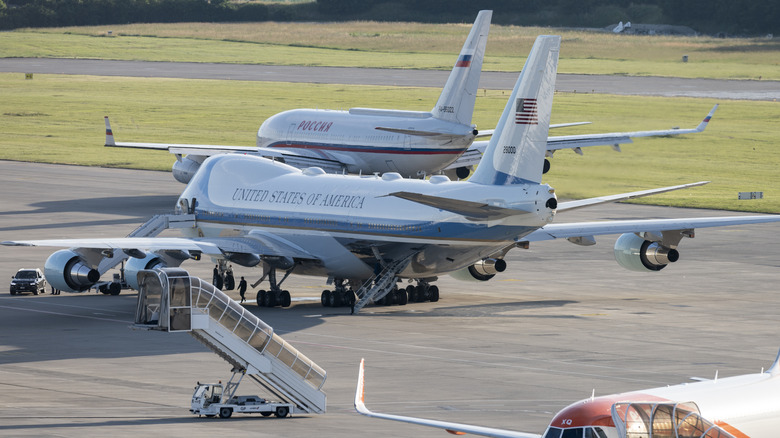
[447,105,718,169]
[1,235,317,260]
[475,121,591,138]
[556,181,710,212]
[355,359,541,438]
[104,116,348,173]
[522,215,780,244]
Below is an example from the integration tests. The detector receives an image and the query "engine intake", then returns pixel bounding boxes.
[125,254,168,291]
[614,233,679,272]
[44,250,101,292]
[171,155,204,184]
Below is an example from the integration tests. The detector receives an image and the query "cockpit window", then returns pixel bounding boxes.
[613,402,736,438]
[587,427,610,438]
[543,427,562,438]
[561,428,582,438]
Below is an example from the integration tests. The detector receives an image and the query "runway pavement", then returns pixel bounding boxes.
[1,58,778,100]
[1,160,779,437]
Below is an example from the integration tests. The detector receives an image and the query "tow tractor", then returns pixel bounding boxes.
[191,369,294,419]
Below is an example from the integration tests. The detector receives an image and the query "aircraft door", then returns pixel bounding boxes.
[286,123,297,145]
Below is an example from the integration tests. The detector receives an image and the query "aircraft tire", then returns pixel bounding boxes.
[429,285,440,302]
[280,290,291,308]
[219,407,232,419]
[321,290,331,307]
[397,289,408,305]
[406,285,416,302]
[257,290,267,307]
[327,290,338,307]
[263,292,276,307]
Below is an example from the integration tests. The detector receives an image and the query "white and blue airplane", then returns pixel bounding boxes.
[5,36,776,311]
[104,9,716,183]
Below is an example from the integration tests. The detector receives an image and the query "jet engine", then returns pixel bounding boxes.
[171,155,205,184]
[613,233,680,272]
[125,254,168,291]
[450,258,507,282]
[44,249,101,293]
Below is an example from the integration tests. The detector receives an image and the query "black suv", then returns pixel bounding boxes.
[10,269,47,295]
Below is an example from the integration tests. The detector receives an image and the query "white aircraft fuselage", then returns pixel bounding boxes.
[256,108,477,177]
[178,154,555,279]
[547,365,780,437]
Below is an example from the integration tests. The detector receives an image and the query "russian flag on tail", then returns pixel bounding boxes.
[455,54,473,67]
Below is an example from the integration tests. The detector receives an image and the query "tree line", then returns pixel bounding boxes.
[1,0,776,35]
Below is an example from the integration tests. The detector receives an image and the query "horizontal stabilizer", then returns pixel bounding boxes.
[382,191,526,220]
[374,126,472,140]
[557,181,710,212]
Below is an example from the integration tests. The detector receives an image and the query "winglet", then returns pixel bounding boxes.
[355,358,370,415]
[104,116,116,146]
[695,104,718,132]
[767,348,780,377]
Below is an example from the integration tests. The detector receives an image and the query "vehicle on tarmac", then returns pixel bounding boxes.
[9,268,46,295]
[191,382,293,419]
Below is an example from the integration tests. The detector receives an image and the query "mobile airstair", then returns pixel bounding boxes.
[352,255,413,313]
[133,267,327,414]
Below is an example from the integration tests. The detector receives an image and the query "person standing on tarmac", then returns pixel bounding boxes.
[238,276,247,303]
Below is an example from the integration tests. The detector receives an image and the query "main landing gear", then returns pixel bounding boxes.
[320,278,356,308]
[255,268,292,308]
[321,279,440,308]
[404,280,439,303]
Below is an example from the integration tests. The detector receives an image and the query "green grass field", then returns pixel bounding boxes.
[2,72,778,213]
[3,21,780,80]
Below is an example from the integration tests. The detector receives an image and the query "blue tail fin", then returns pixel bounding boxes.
[469,35,560,186]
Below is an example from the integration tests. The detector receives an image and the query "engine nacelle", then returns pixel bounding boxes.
[125,254,168,291]
[171,155,204,184]
[450,258,507,282]
[614,233,680,272]
[44,249,101,292]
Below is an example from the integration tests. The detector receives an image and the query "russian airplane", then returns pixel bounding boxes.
[103,8,716,183]
[355,352,780,437]
[4,36,778,312]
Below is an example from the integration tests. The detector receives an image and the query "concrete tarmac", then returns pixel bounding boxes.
[1,58,778,100]
[1,160,779,437]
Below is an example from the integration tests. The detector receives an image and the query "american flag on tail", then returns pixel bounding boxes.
[515,98,538,125]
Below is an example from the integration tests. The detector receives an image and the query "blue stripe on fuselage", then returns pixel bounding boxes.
[194,209,534,243]
[267,141,466,155]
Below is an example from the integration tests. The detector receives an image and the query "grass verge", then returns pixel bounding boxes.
[2,23,780,80]
[1,72,778,213]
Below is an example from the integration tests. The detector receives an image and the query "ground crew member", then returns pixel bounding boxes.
[238,276,247,303]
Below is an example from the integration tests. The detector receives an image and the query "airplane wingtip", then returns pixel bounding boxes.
[355,358,370,415]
